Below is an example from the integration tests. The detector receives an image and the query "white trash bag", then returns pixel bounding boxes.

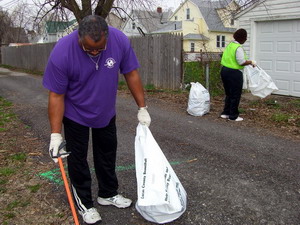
[135,123,187,224]
[187,82,210,116]
[244,65,279,98]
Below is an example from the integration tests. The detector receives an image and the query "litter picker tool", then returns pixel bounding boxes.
[51,141,80,225]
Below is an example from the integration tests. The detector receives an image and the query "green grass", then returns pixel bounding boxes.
[0,187,7,193]
[0,97,13,107]
[6,200,21,210]
[0,127,6,132]
[239,108,246,113]
[10,153,27,162]
[265,99,281,109]
[289,99,300,108]
[249,100,261,107]
[0,167,16,176]
[0,178,8,185]
[118,81,126,90]
[3,213,16,219]
[0,178,8,193]
[56,212,66,218]
[6,199,30,210]
[0,97,16,131]
[270,110,300,126]
[0,64,43,76]
[144,84,157,91]
[271,113,290,123]
[27,184,41,193]
[144,84,156,91]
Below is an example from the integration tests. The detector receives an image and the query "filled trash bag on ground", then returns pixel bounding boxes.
[187,82,210,116]
[135,123,187,224]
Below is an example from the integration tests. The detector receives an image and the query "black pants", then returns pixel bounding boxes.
[221,66,243,120]
[63,116,118,211]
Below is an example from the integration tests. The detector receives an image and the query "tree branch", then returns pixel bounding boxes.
[95,0,114,18]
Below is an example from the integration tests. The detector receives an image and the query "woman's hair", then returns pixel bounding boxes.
[78,15,109,42]
[233,29,247,43]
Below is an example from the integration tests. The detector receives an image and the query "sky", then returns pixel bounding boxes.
[157,0,183,10]
[0,0,35,12]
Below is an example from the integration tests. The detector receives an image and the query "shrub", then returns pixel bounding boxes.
[183,61,223,97]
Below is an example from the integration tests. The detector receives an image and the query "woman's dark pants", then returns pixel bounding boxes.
[221,66,243,120]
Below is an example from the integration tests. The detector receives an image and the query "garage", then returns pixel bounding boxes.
[235,0,300,97]
[255,19,300,97]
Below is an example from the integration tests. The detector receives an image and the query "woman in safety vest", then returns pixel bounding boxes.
[220,28,256,121]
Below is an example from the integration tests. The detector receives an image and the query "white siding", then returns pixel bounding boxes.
[237,0,300,56]
[236,0,300,97]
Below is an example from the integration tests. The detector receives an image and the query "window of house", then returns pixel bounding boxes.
[186,8,190,20]
[217,35,226,48]
[191,42,195,52]
[175,24,177,30]
[175,16,178,21]
[230,19,234,25]
[132,22,136,29]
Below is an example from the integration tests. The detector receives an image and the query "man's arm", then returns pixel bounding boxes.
[124,69,146,108]
[124,70,151,126]
[48,91,65,133]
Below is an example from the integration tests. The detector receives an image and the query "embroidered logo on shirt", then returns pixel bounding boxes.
[105,58,116,69]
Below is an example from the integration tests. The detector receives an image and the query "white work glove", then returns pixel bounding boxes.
[49,133,69,163]
[251,60,257,67]
[137,106,151,127]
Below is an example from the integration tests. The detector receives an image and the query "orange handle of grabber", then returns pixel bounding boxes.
[58,157,80,225]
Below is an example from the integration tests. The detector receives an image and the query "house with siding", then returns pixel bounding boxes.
[235,0,300,97]
[122,7,173,37]
[38,20,77,43]
[152,0,238,57]
[38,13,124,43]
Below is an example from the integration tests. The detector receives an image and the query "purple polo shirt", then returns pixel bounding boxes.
[43,27,140,128]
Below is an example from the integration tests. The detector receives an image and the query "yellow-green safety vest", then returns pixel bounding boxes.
[221,42,247,70]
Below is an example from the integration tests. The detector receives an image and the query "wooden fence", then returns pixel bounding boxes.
[130,34,183,89]
[0,34,183,89]
[1,43,56,72]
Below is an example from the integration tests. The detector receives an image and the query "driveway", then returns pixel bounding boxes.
[0,67,299,225]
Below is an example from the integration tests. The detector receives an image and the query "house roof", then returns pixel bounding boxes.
[190,0,236,33]
[184,33,209,40]
[151,21,182,33]
[106,12,124,29]
[132,9,173,33]
[46,19,77,34]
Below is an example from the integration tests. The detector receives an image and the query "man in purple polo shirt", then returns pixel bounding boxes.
[43,15,151,224]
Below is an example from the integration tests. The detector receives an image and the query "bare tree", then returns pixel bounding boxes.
[0,9,14,45]
[30,0,260,38]
[10,2,35,43]
[33,0,157,24]
[234,0,260,10]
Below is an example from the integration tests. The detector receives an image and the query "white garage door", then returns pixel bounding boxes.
[255,19,300,97]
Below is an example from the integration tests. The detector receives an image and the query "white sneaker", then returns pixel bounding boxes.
[228,117,244,121]
[220,114,229,119]
[97,194,132,208]
[78,207,102,224]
